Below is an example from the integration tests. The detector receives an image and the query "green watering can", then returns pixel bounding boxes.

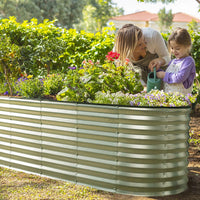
[147,67,161,93]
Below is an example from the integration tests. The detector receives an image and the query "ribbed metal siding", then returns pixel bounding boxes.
[0,97,191,196]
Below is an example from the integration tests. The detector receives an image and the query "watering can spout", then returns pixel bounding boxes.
[147,67,161,93]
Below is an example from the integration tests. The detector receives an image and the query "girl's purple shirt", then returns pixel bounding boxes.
[163,56,196,89]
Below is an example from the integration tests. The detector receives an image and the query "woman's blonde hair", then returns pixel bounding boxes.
[115,24,143,64]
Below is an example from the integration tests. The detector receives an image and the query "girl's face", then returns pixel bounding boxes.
[169,40,190,59]
[133,36,147,60]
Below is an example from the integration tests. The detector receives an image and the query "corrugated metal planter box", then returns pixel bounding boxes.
[0,96,191,196]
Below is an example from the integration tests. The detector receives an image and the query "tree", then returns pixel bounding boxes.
[137,0,200,4]
[31,0,86,28]
[0,0,86,28]
[16,1,43,23]
[188,19,199,32]
[0,0,17,18]
[74,4,97,32]
[137,0,175,3]
[90,0,118,31]
[56,0,85,28]
[76,0,124,32]
[158,7,173,31]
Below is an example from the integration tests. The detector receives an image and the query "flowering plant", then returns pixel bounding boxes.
[43,74,65,95]
[11,73,65,98]
[14,75,44,98]
[56,51,143,102]
[91,90,197,107]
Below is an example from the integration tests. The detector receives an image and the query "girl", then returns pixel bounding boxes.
[156,28,196,95]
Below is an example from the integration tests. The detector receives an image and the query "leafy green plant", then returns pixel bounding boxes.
[56,52,143,102]
[92,90,197,107]
[91,91,136,105]
[43,74,65,95]
[189,130,200,145]
[0,33,21,95]
[0,17,115,99]
[190,31,200,75]
[0,79,18,96]
[130,90,197,107]
[0,17,115,77]
[15,76,44,98]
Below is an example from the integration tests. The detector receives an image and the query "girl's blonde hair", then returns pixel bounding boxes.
[168,28,192,53]
[115,24,143,64]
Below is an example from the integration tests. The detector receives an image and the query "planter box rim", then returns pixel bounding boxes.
[0,95,192,109]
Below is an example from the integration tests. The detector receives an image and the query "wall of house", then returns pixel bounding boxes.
[108,20,148,31]
[109,20,194,32]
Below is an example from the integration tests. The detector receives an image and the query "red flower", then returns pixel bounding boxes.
[106,51,120,61]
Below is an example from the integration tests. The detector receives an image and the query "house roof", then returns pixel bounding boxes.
[173,12,200,22]
[110,11,157,22]
[110,11,200,23]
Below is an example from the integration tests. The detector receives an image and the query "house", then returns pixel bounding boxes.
[108,11,200,31]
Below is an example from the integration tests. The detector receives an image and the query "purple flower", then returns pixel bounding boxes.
[39,79,44,84]
[130,101,133,106]
[69,66,76,70]
[4,91,8,95]
[22,78,28,81]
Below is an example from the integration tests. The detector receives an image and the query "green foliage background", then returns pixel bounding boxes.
[0,0,123,32]
[0,0,85,29]
[0,17,200,103]
[0,17,115,79]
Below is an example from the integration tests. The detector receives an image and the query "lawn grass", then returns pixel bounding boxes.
[0,167,117,200]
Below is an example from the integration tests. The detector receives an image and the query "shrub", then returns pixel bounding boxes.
[56,52,144,102]
[191,31,200,75]
[0,17,115,77]
[43,74,65,95]
[15,76,44,98]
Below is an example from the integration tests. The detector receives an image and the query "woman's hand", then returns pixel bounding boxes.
[156,71,165,79]
[148,58,165,71]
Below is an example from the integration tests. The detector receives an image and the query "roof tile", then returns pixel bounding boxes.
[111,11,200,23]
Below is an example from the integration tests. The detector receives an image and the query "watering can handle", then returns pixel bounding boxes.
[153,67,156,81]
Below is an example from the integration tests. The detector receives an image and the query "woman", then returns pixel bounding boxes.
[114,24,170,85]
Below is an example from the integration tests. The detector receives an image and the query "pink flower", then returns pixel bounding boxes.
[88,60,94,65]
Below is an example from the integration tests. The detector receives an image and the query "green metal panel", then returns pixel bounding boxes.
[0,97,191,196]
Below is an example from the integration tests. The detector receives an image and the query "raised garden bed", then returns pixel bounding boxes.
[0,96,192,196]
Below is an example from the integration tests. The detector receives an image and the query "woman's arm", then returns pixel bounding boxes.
[144,28,170,71]
[151,29,170,64]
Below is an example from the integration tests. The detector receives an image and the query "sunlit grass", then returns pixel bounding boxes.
[0,167,114,200]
